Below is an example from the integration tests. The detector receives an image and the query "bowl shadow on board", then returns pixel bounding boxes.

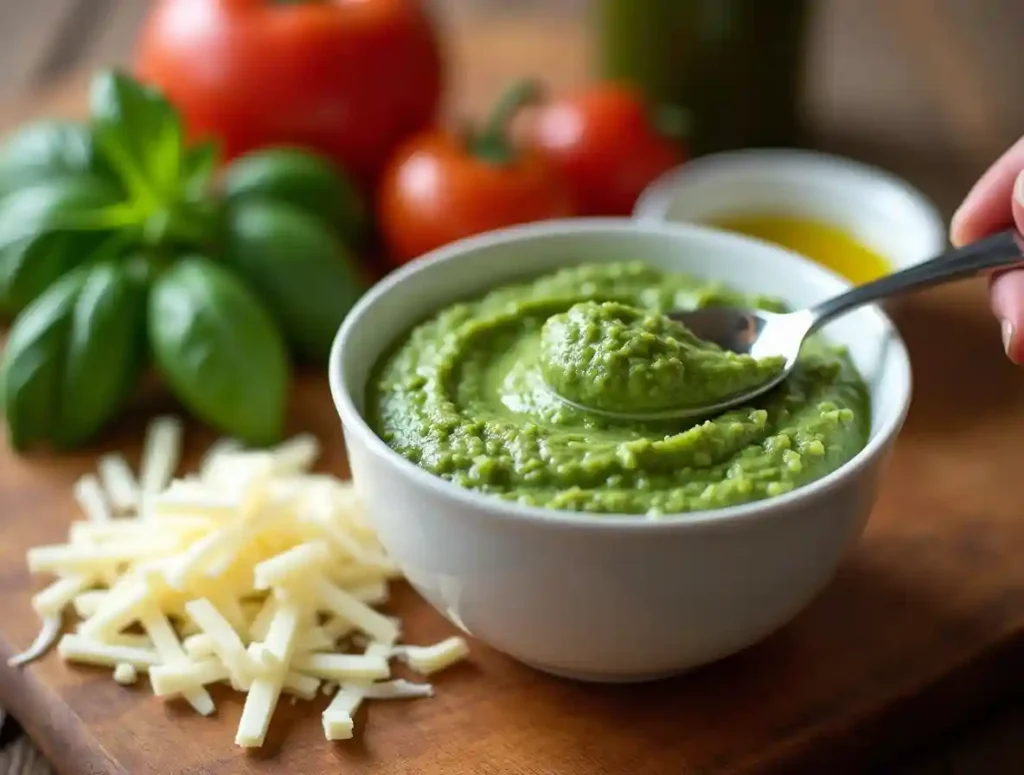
[483,545,1016,775]
[887,289,1021,435]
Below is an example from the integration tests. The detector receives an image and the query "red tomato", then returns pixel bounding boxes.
[525,83,686,216]
[134,0,444,189]
[378,81,574,264]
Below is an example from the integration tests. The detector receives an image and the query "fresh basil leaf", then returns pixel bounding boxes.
[89,69,184,204]
[0,176,125,318]
[149,256,290,445]
[0,120,120,198]
[224,201,367,363]
[0,260,147,451]
[181,140,220,199]
[56,260,148,448]
[223,147,366,246]
[1,270,86,449]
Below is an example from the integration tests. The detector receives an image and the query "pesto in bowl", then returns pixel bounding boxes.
[367,261,869,517]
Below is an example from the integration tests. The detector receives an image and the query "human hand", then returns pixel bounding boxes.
[949,137,1024,363]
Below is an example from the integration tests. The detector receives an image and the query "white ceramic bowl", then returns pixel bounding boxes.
[329,219,912,683]
[633,148,947,272]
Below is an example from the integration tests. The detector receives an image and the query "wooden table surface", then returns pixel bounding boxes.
[1,1,1023,774]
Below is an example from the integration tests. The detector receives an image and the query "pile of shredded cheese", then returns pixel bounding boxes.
[9,417,469,747]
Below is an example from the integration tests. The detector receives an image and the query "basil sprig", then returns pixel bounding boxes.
[0,69,366,451]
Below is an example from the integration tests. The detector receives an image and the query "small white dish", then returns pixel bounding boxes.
[633,148,948,272]
[329,218,912,683]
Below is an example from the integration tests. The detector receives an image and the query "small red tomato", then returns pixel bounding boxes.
[525,83,686,216]
[378,81,574,264]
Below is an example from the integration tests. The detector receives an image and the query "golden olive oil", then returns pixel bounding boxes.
[707,213,892,284]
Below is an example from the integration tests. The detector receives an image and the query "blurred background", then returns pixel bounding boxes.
[0,0,1020,217]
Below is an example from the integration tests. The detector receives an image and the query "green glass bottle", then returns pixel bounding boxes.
[595,0,812,155]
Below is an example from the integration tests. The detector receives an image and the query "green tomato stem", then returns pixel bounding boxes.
[470,79,541,166]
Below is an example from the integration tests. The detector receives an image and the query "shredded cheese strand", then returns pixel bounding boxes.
[12,417,470,750]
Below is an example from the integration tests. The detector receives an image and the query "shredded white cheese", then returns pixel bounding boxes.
[291,652,390,682]
[362,679,436,700]
[72,474,111,523]
[32,574,93,617]
[184,598,257,689]
[267,433,320,474]
[140,416,183,496]
[71,593,105,618]
[113,663,139,685]
[282,671,321,700]
[10,418,470,749]
[141,611,216,716]
[6,615,63,667]
[312,576,400,646]
[104,633,155,650]
[57,634,161,669]
[97,453,140,513]
[396,637,471,676]
[322,683,367,741]
[253,541,332,590]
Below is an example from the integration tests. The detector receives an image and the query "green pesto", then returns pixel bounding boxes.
[367,262,870,517]
[538,300,785,413]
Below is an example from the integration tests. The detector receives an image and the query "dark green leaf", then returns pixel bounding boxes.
[55,260,149,448]
[149,256,290,445]
[223,148,365,246]
[0,270,86,449]
[89,69,184,204]
[0,261,148,451]
[0,176,126,318]
[224,201,367,363]
[0,120,119,197]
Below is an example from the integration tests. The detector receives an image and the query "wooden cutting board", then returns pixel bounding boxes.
[5,282,1024,775]
[5,12,1024,775]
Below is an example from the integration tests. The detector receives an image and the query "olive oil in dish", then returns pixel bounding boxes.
[707,213,892,285]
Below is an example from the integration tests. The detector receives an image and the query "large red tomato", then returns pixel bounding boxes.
[134,0,444,188]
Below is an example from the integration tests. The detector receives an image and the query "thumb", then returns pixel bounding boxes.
[987,170,1024,363]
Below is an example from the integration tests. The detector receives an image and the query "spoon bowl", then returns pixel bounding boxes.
[547,229,1024,422]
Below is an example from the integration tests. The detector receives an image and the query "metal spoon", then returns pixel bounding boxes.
[550,229,1024,422]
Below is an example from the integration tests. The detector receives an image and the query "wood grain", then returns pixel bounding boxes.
[3,3,1024,775]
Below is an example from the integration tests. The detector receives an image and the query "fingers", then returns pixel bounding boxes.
[949,135,1024,362]
[990,270,1024,364]
[950,136,1024,247]
[987,172,1024,363]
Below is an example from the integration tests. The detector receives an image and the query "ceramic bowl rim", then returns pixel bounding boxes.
[328,217,913,534]
[632,147,948,261]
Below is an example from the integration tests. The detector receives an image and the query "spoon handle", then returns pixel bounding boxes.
[808,229,1024,331]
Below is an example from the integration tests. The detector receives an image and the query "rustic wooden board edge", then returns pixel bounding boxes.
[0,654,128,775]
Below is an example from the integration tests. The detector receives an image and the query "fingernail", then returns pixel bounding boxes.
[1015,171,1024,208]
[1002,318,1015,356]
